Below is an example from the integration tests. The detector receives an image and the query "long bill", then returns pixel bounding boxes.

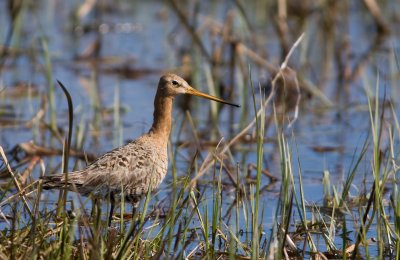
[186,87,240,107]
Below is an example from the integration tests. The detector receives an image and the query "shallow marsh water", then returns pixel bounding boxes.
[0,0,399,258]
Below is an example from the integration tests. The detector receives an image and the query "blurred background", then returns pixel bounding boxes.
[0,0,399,258]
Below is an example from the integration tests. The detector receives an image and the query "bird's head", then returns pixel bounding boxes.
[158,74,239,107]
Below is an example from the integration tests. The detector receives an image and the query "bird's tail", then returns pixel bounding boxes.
[41,174,67,190]
[41,170,86,190]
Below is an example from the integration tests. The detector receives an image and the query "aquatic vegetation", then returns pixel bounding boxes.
[0,0,399,258]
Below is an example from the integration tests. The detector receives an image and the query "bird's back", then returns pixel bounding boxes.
[42,134,168,201]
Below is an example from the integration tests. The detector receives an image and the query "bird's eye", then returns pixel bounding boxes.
[172,80,179,86]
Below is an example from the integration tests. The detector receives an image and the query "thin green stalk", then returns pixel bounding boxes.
[293,136,317,253]
[211,162,219,258]
[165,114,186,255]
[117,187,151,259]
[371,74,384,258]
[339,138,369,208]
[41,39,56,131]
[205,65,219,138]
[248,67,264,260]
[190,190,209,252]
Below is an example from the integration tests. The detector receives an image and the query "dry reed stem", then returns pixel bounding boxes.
[185,12,331,108]
[0,146,33,217]
[17,141,96,161]
[0,181,39,207]
[282,67,301,128]
[189,33,305,187]
[77,0,97,19]
[169,0,211,62]
[276,0,290,54]
[349,35,386,83]
[195,14,277,73]
[362,0,390,33]
[19,156,41,185]
[222,163,239,188]
[0,97,46,129]
[247,163,277,181]
[236,43,278,73]
[24,96,47,128]
[186,241,207,258]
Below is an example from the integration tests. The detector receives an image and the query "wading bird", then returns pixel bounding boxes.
[42,74,239,225]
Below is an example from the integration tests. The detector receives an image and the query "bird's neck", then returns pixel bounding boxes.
[148,91,173,143]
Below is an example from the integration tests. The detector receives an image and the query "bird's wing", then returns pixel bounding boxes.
[80,139,167,196]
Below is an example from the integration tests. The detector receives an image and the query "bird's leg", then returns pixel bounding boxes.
[131,197,142,220]
[131,202,139,232]
[91,198,98,218]
[108,192,115,227]
[132,204,137,220]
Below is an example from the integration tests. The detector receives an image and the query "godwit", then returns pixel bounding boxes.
[42,74,239,225]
